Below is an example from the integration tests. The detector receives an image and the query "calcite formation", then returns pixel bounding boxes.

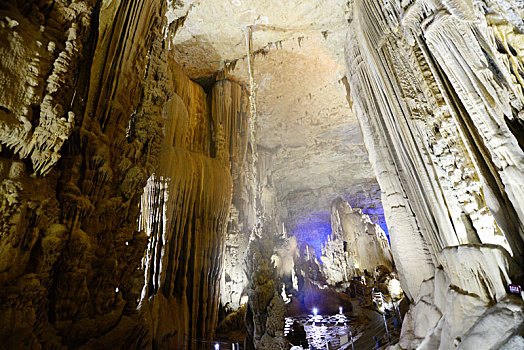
[139,64,250,348]
[345,0,524,348]
[0,0,249,348]
[0,0,172,347]
[321,197,392,286]
[2,0,524,349]
[0,0,93,175]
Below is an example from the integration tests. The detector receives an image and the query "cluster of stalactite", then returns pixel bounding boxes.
[138,63,250,349]
[0,0,177,348]
[345,0,524,348]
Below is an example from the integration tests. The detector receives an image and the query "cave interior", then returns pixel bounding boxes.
[0,0,524,349]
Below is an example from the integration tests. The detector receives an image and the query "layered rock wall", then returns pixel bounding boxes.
[345,0,524,347]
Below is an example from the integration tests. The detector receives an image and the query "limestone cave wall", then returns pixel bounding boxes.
[0,0,173,348]
[321,197,392,286]
[345,0,524,348]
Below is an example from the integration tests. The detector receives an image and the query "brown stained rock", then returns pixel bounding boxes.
[0,1,94,175]
[0,0,169,347]
[217,304,247,337]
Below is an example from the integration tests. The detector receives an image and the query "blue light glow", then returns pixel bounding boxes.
[289,194,391,264]
[290,211,332,262]
[345,193,389,239]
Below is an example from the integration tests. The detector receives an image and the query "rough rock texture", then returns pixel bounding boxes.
[219,101,256,311]
[138,64,250,348]
[4,0,524,349]
[321,197,392,286]
[346,0,524,348]
[0,0,93,175]
[0,0,173,348]
[244,223,290,350]
[277,196,392,292]
[0,0,250,348]
[172,0,351,77]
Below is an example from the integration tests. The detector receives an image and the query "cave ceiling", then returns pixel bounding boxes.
[171,0,382,232]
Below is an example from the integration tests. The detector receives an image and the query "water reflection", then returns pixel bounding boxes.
[285,313,356,349]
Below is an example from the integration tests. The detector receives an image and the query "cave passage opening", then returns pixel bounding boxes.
[163,2,400,347]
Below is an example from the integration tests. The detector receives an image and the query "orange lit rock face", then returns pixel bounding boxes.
[0,0,168,348]
[0,1,94,175]
[138,64,250,348]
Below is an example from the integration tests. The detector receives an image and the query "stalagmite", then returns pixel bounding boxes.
[320,197,392,286]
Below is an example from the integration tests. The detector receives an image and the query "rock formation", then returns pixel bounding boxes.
[345,0,524,348]
[1,0,524,349]
[0,0,171,347]
[0,1,250,348]
[244,223,289,350]
[138,64,250,348]
[321,197,392,286]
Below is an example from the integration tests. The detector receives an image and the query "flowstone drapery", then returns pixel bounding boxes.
[345,1,524,348]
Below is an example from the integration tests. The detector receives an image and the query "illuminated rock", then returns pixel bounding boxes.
[2,0,524,349]
[321,197,392,286]
[346,0,524,348]
[139,67,250,347]
[0,0,171,347]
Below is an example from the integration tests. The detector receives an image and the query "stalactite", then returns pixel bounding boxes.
[0,1,93,175]
[346,0,524,348]
[138,60,251,348]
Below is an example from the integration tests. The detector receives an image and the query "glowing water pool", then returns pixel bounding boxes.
[284,313,359,349]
